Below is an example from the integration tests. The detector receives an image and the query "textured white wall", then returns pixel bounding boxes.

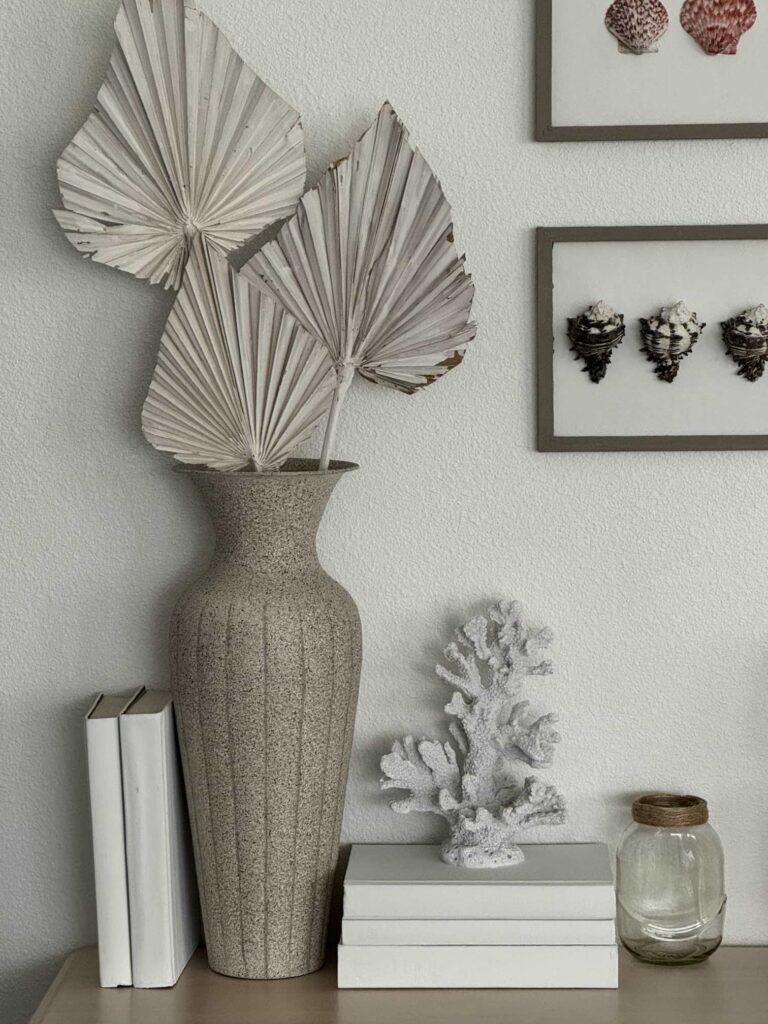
[3,0,768,1019]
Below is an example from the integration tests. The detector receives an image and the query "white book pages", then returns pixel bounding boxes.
[341,917,617,946]
[120,691,200,988]
[343,844,616,920]
[55,0,306,290]
[337,945,619,989]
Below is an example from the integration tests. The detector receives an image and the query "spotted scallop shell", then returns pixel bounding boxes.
[639,302,705,382]
[722,305,768,381]
[567,301,626,383]
[680,0,757,55]
[605,0,670,54]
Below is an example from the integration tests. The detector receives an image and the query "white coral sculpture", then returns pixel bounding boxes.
[381,601,566,868]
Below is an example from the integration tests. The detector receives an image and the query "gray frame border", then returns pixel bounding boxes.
[535,0,768,143]
[537,224,768,452]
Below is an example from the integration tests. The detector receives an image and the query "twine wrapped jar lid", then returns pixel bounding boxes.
[632,793,708,828]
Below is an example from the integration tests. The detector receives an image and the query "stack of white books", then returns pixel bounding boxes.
[85,688,200,989]
[338,844,618,989]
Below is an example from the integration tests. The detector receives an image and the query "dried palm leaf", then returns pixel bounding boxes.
[242,102,476,468]
[54,0,306,290]
[142,242,335,470]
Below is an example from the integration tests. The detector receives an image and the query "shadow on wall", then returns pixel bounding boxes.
[0,690,101,1024]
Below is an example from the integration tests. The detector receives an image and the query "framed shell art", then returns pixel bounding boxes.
[536,0,768,141]
[537,225,768,451]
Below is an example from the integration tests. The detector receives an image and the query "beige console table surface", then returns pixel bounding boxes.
[31,946,766,1024]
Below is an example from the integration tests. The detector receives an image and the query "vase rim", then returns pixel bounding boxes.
[173,458,359,479]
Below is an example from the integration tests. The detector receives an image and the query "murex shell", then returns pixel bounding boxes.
[567,300,626,383]
[605,0,670,54]
[639,301,705,382]
[722,305,768,381]
[680,0,757,55]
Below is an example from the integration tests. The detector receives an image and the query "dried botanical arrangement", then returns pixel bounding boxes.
[680,0,757,55]
[605,0,670,54]
[141,242,335,470]
[567,301,626,383]
[722,305,768,381]
[381,601,566,869]
[55,4,475,473]
[639,301,705,382]
[243,102,476,469]
[54,0,306,290]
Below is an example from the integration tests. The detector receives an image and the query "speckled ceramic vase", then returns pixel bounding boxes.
[169,460,361,980]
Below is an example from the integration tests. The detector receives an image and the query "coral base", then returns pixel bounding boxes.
[441,840,525,869]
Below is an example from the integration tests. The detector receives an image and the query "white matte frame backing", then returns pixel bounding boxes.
[537,225,768,451]
[536,0,768,142]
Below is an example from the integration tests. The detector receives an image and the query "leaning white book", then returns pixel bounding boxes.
[120,690,200,988]
[337,944,619,989]
[341,917,616,946]
[343,844,616,920]
[85,687,144,988]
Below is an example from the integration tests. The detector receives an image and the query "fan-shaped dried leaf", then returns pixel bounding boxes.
[242,102,476,395]
[55,0,306,290]
[142,242,335,470]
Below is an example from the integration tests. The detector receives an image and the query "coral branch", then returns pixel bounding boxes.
[380,601,566,868]
[498,701,561,769]
[380,737,460,818]
[501,778,567,830]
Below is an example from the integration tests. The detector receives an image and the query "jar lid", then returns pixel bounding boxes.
[632,793,708,827]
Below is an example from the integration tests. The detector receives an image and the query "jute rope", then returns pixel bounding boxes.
[632,793,708,827]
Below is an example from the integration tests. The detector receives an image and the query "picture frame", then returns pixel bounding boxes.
[535,0,768,143]
[537,224,768,452]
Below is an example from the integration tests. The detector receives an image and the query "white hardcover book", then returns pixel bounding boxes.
[337,944,619,989]
[341,917,616,946]
[343,844,615,920]
[85,687,144,988]
[120,691,200,988]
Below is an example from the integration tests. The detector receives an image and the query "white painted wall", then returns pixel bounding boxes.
[3,1,768,1019]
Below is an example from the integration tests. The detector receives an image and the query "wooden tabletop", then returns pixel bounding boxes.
[31,946,766,1024]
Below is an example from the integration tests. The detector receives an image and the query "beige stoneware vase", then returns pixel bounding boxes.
[169,460,361,979]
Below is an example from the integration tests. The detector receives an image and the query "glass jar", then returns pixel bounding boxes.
[616,794,725,965]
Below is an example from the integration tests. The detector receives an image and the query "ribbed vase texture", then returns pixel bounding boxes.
[169,461,361,979]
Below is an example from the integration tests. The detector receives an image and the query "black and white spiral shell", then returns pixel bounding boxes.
[639,301,705,382]
[567,301,626,383]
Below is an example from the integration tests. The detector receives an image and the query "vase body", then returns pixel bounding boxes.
[169,460,361,980]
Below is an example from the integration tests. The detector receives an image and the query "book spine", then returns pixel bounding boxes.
[121,712,175,988]
[343,884,616,921]
[85,716,132,987]
[337,945,619,989]
[161,708,200,982]
[341,917,617,946]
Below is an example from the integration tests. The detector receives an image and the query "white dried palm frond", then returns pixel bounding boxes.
[142,242,335,471]
[242,101,476,466]
[54,0,306,290]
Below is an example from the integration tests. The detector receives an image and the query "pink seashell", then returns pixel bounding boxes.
[680,0,757,55]
[605,0,670,54]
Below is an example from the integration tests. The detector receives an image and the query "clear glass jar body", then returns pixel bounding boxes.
[616,820,726,965]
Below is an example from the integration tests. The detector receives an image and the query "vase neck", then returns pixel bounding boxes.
[190,469,347,577]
